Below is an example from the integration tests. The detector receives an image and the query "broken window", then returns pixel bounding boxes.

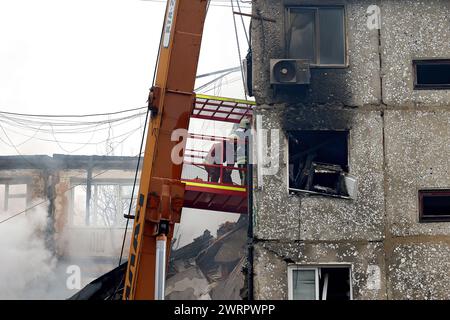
[0,182,28,214]
[419,190,450,222]
[413,59,450,90]
[288,130,355,198]
[288,266,352,300]
[286,6,346,66]
[71,180,136,228]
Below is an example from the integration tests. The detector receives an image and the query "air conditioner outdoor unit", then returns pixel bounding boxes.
[270,59,311,85]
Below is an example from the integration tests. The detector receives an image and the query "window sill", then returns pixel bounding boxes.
[308,64,349,69]
[418,218,450,223]
[413,85,450,91]
[288,187,352,200]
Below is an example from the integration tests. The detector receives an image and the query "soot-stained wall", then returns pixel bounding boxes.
[251,0,450,300]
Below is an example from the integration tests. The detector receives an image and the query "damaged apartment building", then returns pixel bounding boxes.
[248,0,450,299]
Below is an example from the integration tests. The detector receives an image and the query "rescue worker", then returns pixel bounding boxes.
[204,141,222,183]
[230,117,250,185]
[205,139,234,184]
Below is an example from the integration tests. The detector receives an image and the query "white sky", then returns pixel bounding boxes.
[0,0,251,156]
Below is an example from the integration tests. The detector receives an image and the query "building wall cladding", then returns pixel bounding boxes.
[251,0,450,299]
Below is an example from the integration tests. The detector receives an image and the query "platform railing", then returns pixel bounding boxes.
[182,133,247,188]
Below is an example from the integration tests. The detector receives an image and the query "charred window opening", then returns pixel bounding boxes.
[288,266,352,300]
[286,6,346,66]
[419,190,450,222]
[288,130,354,198]
[413,59,450,90]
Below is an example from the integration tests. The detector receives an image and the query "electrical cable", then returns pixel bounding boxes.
[140,0,251,9]
[0,156,143,226]
[0,112,144,156]
[117,107,150,268]
[200,76,241,94]
[111,0,171,300]
[234,0,250,46]
[0,112,146,141]
[0,132,146,226]
[0,106,146,118]
[0,111,145,129]
[0,124,141,146]
[196,66,240,79]
[230,0,248,100]
[194,70,238,92]
[49,122,96,154]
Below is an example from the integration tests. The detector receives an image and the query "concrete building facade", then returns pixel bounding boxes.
[250,0,450,299]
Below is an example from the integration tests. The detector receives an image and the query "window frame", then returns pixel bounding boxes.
[413,59,450,90]
[287,266,319,300]
[418,189,450,223]
[0,178,31,213]
[69,178,137,229]
[287,264,353,300]
[285,5,348,68]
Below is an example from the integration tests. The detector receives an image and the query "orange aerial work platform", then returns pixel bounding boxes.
[118,0,253,301]
[181,94,255,214]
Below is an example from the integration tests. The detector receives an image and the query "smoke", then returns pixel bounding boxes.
[0,204,61,299]
[0,194,240,299]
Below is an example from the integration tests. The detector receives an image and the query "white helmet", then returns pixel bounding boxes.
[239,117,251,130]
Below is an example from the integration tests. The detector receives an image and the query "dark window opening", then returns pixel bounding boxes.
[286,6,346,66]
[290,266,351,300]
[419,190,450,222]
[414,60,450,90]
[288,131,351,197]
[319,268,351,300]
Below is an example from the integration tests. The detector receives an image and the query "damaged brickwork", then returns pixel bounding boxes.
[250,0,450,299]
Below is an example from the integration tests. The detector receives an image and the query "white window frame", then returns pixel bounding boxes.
[69,179,137,229]
[0,179,31,212]
[285,5,348,68]
[287,264,353,300]
[287,266,319,300]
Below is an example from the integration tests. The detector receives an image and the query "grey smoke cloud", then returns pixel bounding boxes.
[0,204,58,299]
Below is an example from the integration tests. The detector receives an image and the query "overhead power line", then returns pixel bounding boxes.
[195,69,239,91]
[0,111,146,137]
[140,0,251,9]
[230,0,248,100]
[196,66,241,79]
[0,127,148,225]
[0,106,146,118]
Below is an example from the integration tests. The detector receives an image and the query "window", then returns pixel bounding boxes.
[419,190,450,222]
[286,6,346,66]
[288,131,355,198]
[0,182,28,214]
[413,59,450,90]
[288,266,352,300]
[71,180,137,228]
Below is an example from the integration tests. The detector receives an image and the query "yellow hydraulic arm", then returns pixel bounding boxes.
[123,0,208,300]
